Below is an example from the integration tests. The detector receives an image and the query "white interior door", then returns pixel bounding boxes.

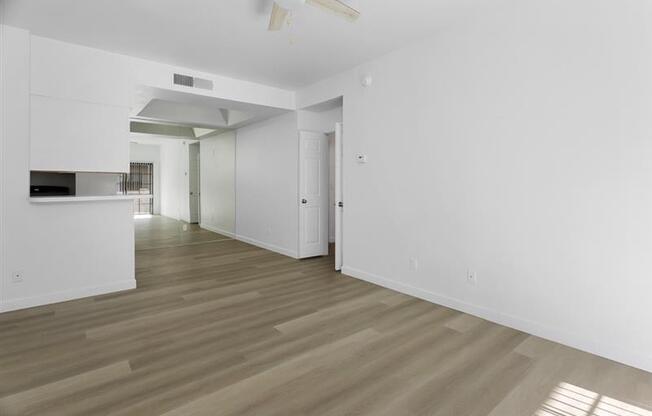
[334,123,343,270]
[299,131,329,258]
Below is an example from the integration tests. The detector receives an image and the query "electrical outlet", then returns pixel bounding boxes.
[12,271,23,283]
[467,270,477,286]
[409,258,419,271]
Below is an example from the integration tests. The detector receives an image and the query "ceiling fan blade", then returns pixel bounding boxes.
[305,0,360,21]
[268,2,289,31]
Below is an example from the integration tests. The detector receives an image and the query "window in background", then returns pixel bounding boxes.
[121,162,154,215]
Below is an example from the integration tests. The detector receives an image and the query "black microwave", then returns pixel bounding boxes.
[30,185,74,196]
[30,171,76,196]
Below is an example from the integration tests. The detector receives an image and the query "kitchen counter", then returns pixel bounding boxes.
[29,195,135,204]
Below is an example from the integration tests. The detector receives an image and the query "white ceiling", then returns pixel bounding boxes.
[1,0,502,89]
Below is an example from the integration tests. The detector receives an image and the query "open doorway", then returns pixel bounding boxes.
[297,98,344,270]
[327,123,343,270]
[298,121,343,271]
[129,133,233,251]
[328,132,336,254]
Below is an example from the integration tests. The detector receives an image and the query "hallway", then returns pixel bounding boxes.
[0,217,650,415]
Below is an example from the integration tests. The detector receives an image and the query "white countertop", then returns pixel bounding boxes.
[29,195,135,203]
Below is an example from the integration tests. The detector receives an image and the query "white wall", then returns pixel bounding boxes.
[297,107,342,133]
[200,131,236,237]
[296,0,652,372]
[0,23,10,312]
[30,36,131,173]
[235,112,299,258]
[75,172,123,196]
[0,25,135,312]
[130,142,161,214]
[159,140,178,220]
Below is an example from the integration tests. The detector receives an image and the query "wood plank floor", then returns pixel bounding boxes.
[1,215,651,415]
[134,215,231,250]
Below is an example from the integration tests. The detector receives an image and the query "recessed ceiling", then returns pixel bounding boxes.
[133,86,289,129]
[0,0,508,89]
[129,121,229,140]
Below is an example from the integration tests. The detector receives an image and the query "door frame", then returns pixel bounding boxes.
[334,122,343,270]
[296,124,344,267]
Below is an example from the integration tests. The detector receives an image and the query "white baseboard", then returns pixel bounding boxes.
[200,223,235,239]
[236,234,299,259]
[0,279,137,313]
[341,265,652,374]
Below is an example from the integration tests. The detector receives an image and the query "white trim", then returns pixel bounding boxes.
[236,234,299,259]
[296,130,302,258]
[200,223,235,239]
[0,22,6,309]
[233,129,239,248]
[0,279,137,313]
[341,265,652,374]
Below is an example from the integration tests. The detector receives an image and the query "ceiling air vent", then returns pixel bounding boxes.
[173,73,213,90]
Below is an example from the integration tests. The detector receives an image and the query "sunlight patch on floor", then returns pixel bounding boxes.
[536,382,652,416]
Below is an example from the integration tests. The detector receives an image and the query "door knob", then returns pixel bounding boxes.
[301,198,307,204]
